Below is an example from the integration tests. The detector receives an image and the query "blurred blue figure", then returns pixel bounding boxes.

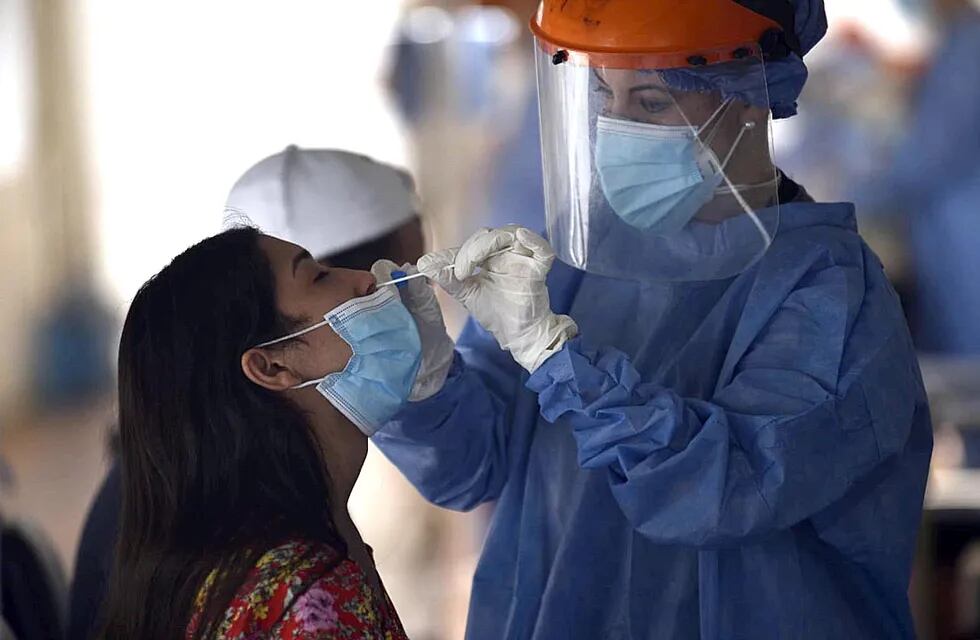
[375,0,933,638]
[31,284,114,409]
[880,0,980,353]
[387,3,544,231]
[388,4,523,126]
[484,96,545,230]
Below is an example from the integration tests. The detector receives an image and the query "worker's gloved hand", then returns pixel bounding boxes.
[418,226,578,373]
[371,260,455,401]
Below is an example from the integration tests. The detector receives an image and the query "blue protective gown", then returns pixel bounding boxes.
[374,197,932,639]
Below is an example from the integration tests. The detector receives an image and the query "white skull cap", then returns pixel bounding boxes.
[224,146,419,258]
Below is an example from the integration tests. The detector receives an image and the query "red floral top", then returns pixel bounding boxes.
[186,539,408,639]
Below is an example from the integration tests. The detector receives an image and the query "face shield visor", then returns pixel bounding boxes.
[534,43,780,281]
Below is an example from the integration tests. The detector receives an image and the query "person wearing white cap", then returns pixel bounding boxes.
[224,145,425,270]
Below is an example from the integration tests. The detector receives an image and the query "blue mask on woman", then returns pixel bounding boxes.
[256,287,422,436]
[594,99,741,235]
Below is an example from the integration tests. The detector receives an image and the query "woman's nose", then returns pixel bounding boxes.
[355,269,377,297]
[609,94,630,119]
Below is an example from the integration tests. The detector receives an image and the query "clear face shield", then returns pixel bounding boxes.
[535,44,780,281]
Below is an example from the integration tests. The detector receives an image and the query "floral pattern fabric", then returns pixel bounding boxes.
[186,539,408,639]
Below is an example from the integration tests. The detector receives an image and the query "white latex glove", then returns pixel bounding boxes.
[417,226,578,373]
[371,260,455,401]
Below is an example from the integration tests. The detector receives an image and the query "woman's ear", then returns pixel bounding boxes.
[241,347,303,391]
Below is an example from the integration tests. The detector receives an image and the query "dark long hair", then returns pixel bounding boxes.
[102,227,345,639]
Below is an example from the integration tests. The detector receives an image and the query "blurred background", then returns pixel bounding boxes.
[0,0,978,638]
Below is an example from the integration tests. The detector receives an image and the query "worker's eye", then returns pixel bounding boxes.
[593,84,613,97]
[639,97,670,114]
[314,269,330,283]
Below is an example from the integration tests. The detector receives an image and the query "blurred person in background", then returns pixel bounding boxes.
[470,0,551,231]
[372,0,934,638]
[225,146,426,272]
[388,1,540,245]
[1,507,68,640]
[68,148,428,640]
[874,2,980,636]
[30,282,115,412]
[869,0,980,354]
[102,227,416,639]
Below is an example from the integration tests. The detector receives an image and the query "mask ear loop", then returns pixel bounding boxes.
[713,122,773,249]
[671,91,773,249]
[254,317,330,348]
[694,98,736,145]
[251,317,333,390]
[292,378,322,390]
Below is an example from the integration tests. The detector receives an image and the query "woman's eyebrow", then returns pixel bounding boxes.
[292,249,313,277]
[591,70,670,97]
[629,84,671,96]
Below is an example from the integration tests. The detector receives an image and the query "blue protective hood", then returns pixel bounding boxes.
[661,0,828,119]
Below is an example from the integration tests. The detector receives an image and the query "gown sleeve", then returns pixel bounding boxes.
[372,318,527,511]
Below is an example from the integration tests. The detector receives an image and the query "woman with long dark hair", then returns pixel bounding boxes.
[102,227,418,639]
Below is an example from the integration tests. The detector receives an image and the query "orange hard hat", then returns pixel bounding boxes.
[530,0,798,69]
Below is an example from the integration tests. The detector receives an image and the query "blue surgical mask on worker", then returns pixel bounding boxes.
[256,287,422,436]
[595,98,754,234]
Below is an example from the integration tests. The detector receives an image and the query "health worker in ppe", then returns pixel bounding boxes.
[371,1,934,638]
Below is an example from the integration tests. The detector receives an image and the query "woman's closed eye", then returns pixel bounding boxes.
[314,268,330,283]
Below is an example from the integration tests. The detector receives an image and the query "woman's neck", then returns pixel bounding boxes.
[290,389,373,570]
[292,390,367,500]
